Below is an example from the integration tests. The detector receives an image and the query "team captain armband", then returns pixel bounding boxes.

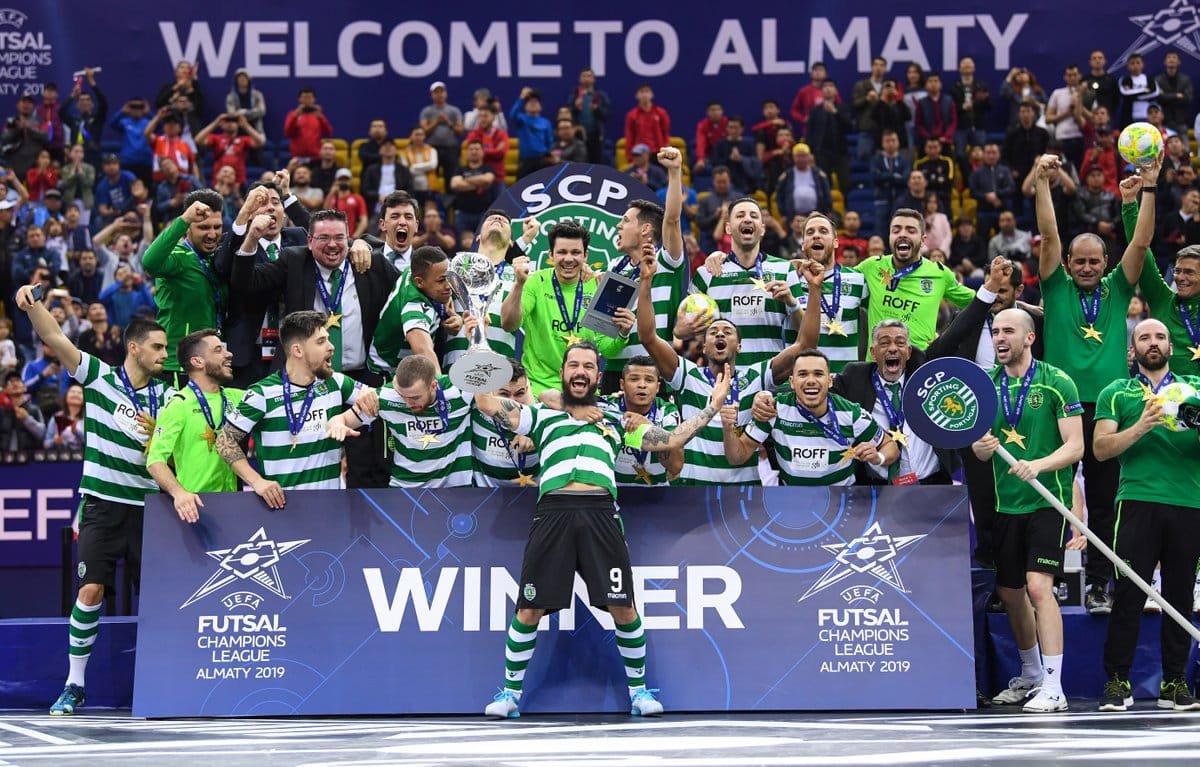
[623,422,652,450]
[1063,401,1083,416]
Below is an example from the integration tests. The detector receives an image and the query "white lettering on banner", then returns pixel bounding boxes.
[0,488,74,542]
[364,565,743,633]
[0,489,32,541]
[519,176,629,214]
[158,15,1033,80]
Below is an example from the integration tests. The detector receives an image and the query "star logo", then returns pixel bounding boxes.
[179,528,310,609]
[1110,1,1200,71]
[797,522,927,602]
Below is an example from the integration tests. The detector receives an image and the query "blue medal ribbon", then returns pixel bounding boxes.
[187,379,227,431]
[796,397,848,446]
[619,395,657,467]
[886,260,922,291]
[1136,371,1174,396]
[116,365,158,419]
[611,254,642,280]
[281,368,318,443]
[551,273,585,332]
[315,259,350,316]
[491,416,527,473]
[702,366,740,405]
[820,265,842,322]
[414,385,450,437]
[1079,285,1102,326]
[184,240,222,332]
[1001,359,1037,428]
[1178,302,1200,345]
[871,371,904,430]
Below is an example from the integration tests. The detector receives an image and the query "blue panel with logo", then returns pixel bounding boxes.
[903,358,1000,449]
[134,486,974,716]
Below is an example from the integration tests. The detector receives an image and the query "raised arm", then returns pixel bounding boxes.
[500,255,529,333]
[1119,154,1161,287]
[641,365,730,452]
[14,286,82,373]
[770,259,824,384]
[1033,154,1063,280]
[635,248,679,380]
[473,392,526,431]
[658,146,685,266]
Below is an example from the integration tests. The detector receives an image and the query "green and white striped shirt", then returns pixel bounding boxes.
[368,270,441,374]
[668,356,773,486]
[516,403,649,500]
[228,372,364,490]
[444,261,519,365]
[73,353,175,506]
[691,254,802,366]
[371,376,474,488]
[599,394,680,487]
[797,265,867,374]
[602,248,687,373]
[745,392,883,486]
[471,407,541,487]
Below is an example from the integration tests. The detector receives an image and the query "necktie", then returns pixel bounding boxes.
[328,269,343,372]
[886,383,902,482]
[266,242,278,261]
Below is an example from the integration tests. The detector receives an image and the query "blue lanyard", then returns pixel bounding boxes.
[116,365,158,419]
[872,371,904,430]
[731,252,765,283]
[619,395,657,466]
[1000,360,1037,428]
[281,368,318,442]
[184,239,222,332]
[887,260,922,291]
[611,254,642,280]
[491,416,527,473]
[702,366,741,405]
[188,379,228,431]
[315,259,350,315]
[1079,285,1102,326]
[413,386,449,435]
[552,273,585,331]
[1179,302,1200,345]
[797,398,848,446]
[820,265,842,320]
[1136,371,1174,396]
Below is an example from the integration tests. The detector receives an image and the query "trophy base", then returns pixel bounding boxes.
[450,350,514,393]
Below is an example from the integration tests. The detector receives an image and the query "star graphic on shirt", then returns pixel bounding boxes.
[1108,1,1200,72]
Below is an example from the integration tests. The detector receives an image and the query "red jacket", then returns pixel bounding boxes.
[327,191,367,232]
[790,84,824,127]
[694,116,727,163]
[284,108,333,160]
[1080,145,1119,194]
[25,167,59,201]
[624,104,671,163]
[465,126,509,184]
[206,134,255,185]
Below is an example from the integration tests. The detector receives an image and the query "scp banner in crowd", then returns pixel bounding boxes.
[0,461,81,568]
[14,3,1163,138]
[133,486,974,717]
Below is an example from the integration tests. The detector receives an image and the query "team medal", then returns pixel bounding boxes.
[1079,285,1103,342]
[821,266,847,336]
[281,368,317,452]
[797,396,854,464]
[189,380,228,452]
[413,386,450,449]
[746,253,769,292]
[872,371,907,446]
[1137,371,1175,406]
[620,396,657,486]
[552,272,585,346]
[883,260,921,291]
[316,258,349,329]
[491,416,536,487]
[999,359,1037,450]
[1179,302,1200,360]
[117,365,158,456]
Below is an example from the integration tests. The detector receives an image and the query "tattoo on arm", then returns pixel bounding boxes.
[496,397,525,430]
[216,423,249,465]
[645,404,717,451]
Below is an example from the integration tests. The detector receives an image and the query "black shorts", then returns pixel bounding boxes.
[76,495,144,592]
[993,507,1067,589]
[516,492,634,612]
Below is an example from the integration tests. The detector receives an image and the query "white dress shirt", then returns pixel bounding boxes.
[314,260,365,370]
[864,372,941,482]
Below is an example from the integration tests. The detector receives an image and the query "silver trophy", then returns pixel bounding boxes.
[446,252,513,392]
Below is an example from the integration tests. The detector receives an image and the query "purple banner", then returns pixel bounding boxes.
[0,460,81,568]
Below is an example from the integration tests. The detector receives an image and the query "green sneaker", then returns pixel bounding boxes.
[49,684,86,716]
[1099,676,1132,712]
[1158,679,1200,711]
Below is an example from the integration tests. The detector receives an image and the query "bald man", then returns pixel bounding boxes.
[1093,319,1200,712]
[973,307,1085,713]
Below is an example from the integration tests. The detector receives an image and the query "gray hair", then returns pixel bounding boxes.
[871,319,910,344]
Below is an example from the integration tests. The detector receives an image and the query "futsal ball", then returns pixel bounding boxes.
[1117,122,1164,168]
[677,292,719,332]
[1156,381,1198,432]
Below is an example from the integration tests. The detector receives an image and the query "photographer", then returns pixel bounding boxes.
[284,86,332,162]
[108,99,153,186]
[1,96,49,178]
[0,371,46,451]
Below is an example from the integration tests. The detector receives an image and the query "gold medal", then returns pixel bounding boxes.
[749,277,769,292]
[880,271,894,290]
[513,472,538,487]
[824,318,847,337]
[887,428,908,447]
[1080,324,1103,342]
[598,423,618,441]
[325,312,342,329]
[1190,345,1200,361]
[290,433,299,452]
[1141,382,1157,402]
[563,332,582,346]
[417,432,441,448]
[1000,426,1026,449]
[634,464,654,485]
[839,446,858,464]
[202,426,218,451]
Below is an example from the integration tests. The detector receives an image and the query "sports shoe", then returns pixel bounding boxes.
[484,689,520,719]
[1086,585,1113,615]
[992,676,1040,705]
[630,688,664,716]
[1158,679,1200,711]
[1099,676,1132,712]
[49,684,85,716]
[1023,687,1068,713]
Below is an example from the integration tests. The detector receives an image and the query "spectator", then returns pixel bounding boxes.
[510,88,553,179]
[412,205,456,252]
[77,303,122,366]
[465,88,508,133]
[449,139,499,234]
[60,69,106,168]
[869,78,911,154]
[464,105,508,185]
[567,68,610,164]
[93,214,150,287]
[24,149,57,202]
[872,130,911,229]
[283,86,333,162]
[623,84,671,165]
[900,63,928,150]
[66,249,103,305]
[852,56,889,160]
[2,96,49,178]
[550,118,588,164]
[1118,53,1161,125]
[694,101,727,174]
[695,166,737,251]
[308,140,340,197]
[894,169,928,214]
[1157,51,1193,135]
[195,113,264,186]
[761,126,794,198]
[0,318,14,377]
[836,210,869,263]
[1000,67,1047,127]
[914,137,956,201]
[1164,161,1198,217]
[714,117,760,193]
[290,164,325,211]
[776,212,805,260]
[357,119,391,171]
[775,142,833,221]
[790,61,829,133]
[168,92,203,152]
[0,371,46,451]
[99,264,155,329]
[1080,116,1120,194]
[866,234,887,257]
[969,143,1017,235]
[914,74,956,157]
[34,83,63,162]
[22,340,68,417]
[751,99,791,160]
[58,144,95,212]
[806,80,851,195]
[949,216,987,275]
[225,67,267,138]
[922,192,953,254]
[1083,49,1119,114]
[143,108,195,181]
[1161,134,1190,187]
[625,143,668,191]
[1158,187,1200,264]
[988,210,1033,263]
[361,140,414,217]
[212,165,243,229]
[61,206,90,256]
[1071,166,1119,240]
[400,126,439,207]
[155,60,205,117]
[325,169,368,237]
[107,98,153,185]
[420,81,465,180]
[152,158,199,224]
[1146,102,1176,141]
[11,224,60,286]
[841,244,864,268]
[42,380,84,450]
[1046,65,1088,168]
[1003,103,1050,187]
[950,56,991,159]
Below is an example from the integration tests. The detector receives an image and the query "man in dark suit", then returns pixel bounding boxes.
[831,257,1012,486]
[231,208,400,487]
[360,141,414,221]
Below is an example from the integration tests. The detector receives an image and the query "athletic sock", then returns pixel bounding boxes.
[1041,654,1064,694]
[614,615,647,697]
[66,599,101,687]
[503,615,538,697]
[1018,643,1043,681]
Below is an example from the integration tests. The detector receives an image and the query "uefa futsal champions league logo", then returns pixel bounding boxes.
[180,528,310,609]
[797,522,928,603]
[1111,1,1200,70]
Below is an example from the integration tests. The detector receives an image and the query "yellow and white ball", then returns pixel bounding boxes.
[1157,381,1198,432]
[1118,122,1164,168]
[677,292,720,332]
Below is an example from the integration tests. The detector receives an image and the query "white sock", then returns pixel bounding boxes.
[1019,644,1043,681]
[1041,654,1063,694]
[67,654,89,687]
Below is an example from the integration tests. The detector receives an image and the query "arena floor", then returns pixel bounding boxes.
[2,705,1200,765]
